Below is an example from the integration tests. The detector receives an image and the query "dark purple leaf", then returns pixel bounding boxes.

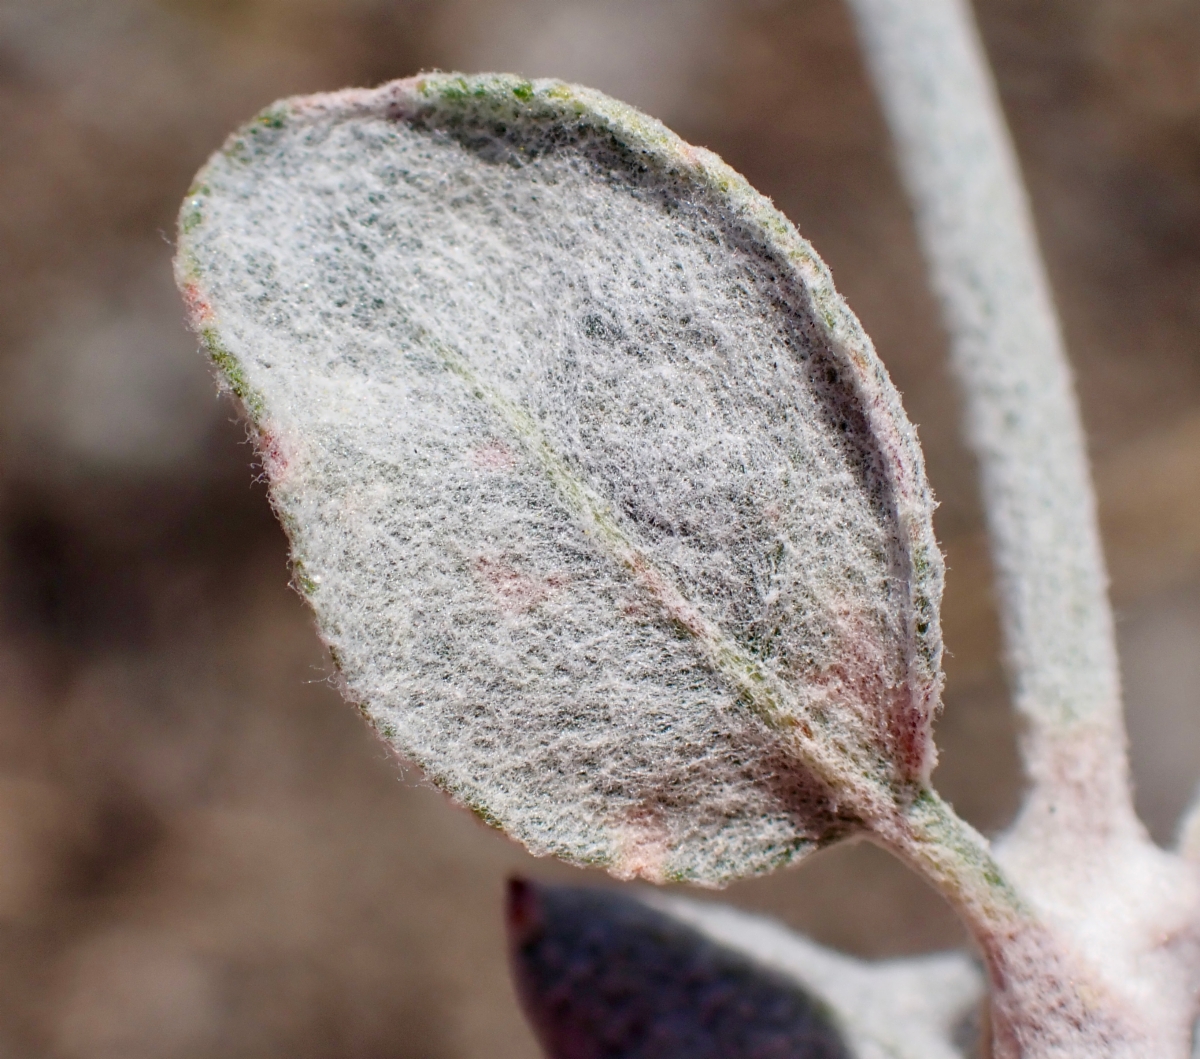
[507,878,853,1059]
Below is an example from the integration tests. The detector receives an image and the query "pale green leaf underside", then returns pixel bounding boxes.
[176,74,943,885]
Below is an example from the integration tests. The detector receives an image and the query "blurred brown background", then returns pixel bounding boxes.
[1,0,1199,1055]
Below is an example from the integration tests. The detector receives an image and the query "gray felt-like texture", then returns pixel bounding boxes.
[176,74,943,885]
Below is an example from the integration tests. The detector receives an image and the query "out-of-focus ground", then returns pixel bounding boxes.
[1,0,1198,1055]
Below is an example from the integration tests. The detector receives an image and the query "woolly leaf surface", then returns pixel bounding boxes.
[175,73,944,884]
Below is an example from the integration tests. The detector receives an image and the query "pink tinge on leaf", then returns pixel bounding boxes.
[802,604,936,783]
[256,427,291,481]
[474,556,567,615]
[618,596,652,620]
[470,440,518,471]
[181,282,213,326]
[611,807,672,883]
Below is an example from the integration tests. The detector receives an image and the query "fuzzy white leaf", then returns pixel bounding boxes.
[176,74,943,885]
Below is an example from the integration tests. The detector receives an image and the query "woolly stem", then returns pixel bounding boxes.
[845,0,1135,850]
[883,789,1144,1059]
[887,788,1023,933]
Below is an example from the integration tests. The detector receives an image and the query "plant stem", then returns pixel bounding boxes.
[845,0,1135,856]
[887,788,1024,936]
[881,790,1148,1059]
